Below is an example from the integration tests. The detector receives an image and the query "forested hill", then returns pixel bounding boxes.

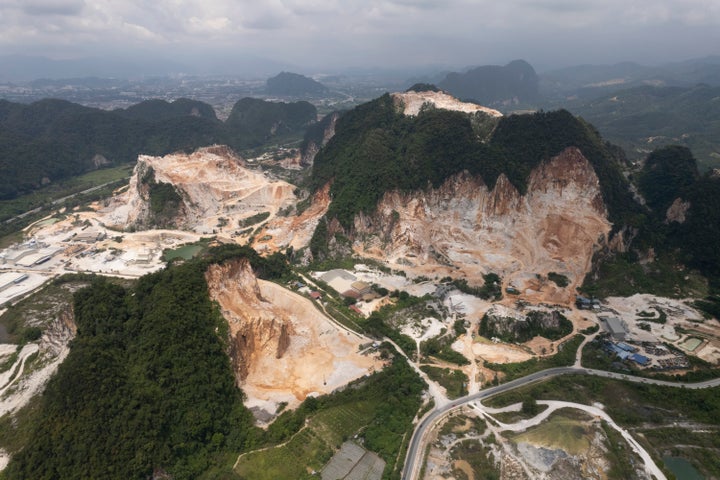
[266,71,328,96]
[439,59,539,106]
[115,98,218,121]
[637,145,720,286]
[0,97,316,200]
[310,93,640,230]
[2,246,288,479]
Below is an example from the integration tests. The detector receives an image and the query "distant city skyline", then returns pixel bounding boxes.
[0,0,719,75]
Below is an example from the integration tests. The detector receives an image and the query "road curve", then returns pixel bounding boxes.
[402,366,720,480]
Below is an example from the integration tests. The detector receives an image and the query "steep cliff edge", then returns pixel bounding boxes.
[103,145,296,233]
[205,259,381,416]
[353,147,611,302]
[206,259,293,381]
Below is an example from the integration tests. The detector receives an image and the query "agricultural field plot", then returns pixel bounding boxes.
[321,441,385,480]
[234,401,379,480]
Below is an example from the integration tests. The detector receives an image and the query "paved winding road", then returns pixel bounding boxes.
[402,366,720,480]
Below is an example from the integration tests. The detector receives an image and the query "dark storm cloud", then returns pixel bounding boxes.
[0,0,717,71]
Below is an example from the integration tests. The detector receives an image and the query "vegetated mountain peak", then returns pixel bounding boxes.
[405,83,442,93]
[307,94,641,298]
[225,97,317,143]
[266,71,328,96]
[116,98,218,121]
[391,89,502,117]
[637,145,699,214]
[439,59,539,107]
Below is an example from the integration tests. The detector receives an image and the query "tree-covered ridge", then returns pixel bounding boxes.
[116,98,218,121]
[225,96,316,147]
[670,172,720,283]
[405,83,442,93]
[637,145,699,214]
[1,246,292,479]
[311,94,639,229]
[490,109,642,227]
[0,97,316,200]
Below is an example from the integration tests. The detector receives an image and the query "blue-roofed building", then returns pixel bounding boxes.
[630,354,650,366]
[610,344,632,360]
[616,342,637,353]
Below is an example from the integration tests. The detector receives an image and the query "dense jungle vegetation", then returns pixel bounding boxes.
[0,97,315,200]
[309,93,642,261]
[1,246,424,479]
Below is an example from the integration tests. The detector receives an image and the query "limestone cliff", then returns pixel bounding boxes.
[205,258,380,413]
[103,145,296,233]
[206,259,293,382]
[354,147,611,302]
[301,112,339,167]
[666,198,690,224]
[480,306,572,343]
[391,90,503,117]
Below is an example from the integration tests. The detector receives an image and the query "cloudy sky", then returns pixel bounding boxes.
[1,0,719,72]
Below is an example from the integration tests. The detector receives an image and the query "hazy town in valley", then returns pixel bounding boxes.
[1,1,720,479]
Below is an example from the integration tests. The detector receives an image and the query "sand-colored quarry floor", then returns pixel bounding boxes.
[208,266,383,419]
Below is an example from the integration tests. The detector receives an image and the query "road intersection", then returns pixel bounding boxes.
[402,365,720,480]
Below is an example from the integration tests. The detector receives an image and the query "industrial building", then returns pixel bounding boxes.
[73,229,107,243]
[0,272,29,293]
[14,247,62,268]
[600,315,628,341]
[320,269,358,295]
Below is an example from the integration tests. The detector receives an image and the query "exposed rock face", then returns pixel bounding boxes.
[480,306,571,343]
[666,198,691,223]
[206,259,292,381]
[354,147,611,302]
[205,258,380,413]
[253,182,332,254]
[301,112,339,166]
[391,90,502,117]
[103,145,296,232]
[91,154,110,168]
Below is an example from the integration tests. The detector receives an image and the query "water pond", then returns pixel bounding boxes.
[663,456,704,480]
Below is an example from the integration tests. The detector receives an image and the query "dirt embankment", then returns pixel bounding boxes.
[206,259,382,417]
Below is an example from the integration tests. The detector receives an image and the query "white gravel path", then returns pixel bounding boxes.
[474,400,666,480]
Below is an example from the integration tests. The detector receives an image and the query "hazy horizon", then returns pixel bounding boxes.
[0,0,719,79]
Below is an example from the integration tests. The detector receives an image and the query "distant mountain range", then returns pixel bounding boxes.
[0,54,298,82]
[541,56,720,101]
[438,60,539,107]
[266,72,328,96]
[560,84,720,170]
